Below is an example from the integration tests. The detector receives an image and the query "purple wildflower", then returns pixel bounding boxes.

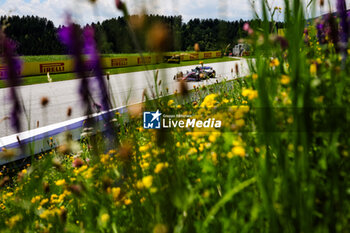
[83,26,111,111]
[115,0,123,10]
[324,13,339,51]
[0,33,23,132]
[337,0,349,44]
[275,36,289,50]
[9,88,22,132]
[337,0,349,66]
[115,0,129,18]
[83,27,116,141]
[58,16,93,117]
[316,22,325,44]
[304,28,310,44]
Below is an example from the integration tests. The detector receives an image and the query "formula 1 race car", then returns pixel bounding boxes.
[174,66,216,82]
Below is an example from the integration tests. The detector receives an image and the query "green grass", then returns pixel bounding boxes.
[21,51,204,62]
[21,55,71,62]
[0,57,236,88]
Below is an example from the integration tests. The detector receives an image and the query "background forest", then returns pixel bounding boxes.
[0,15,283,55]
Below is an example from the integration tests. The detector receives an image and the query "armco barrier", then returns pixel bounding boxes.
[0,51,222,78]
[0,106,128,165]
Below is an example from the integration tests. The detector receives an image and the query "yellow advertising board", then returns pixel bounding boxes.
[22,60,74,77]
[101,54,163,69]
[0,60,74,78]
[0,51,222,78]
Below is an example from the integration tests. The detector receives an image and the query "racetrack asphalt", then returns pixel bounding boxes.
[0,58,250,137]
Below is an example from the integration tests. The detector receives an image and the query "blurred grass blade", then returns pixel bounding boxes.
[204,177,257,226]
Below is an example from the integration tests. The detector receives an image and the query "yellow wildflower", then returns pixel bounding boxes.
[5,214,22,228]
[235,119,245,127]
[232,146,246,157]
[200,94,218,109]
[100,154,109,164]
[136,180,144,189]
[211,152,218,164]
[140,162,150,169]
[187,147,198,155]
[154,162,169,174]
[208,132,220,142]
[142,175,153,189]
[50,194,59,203]
[270,58,280,67]
[242,88,258,100]
[150,187,158,193]
[55,179,66,186]
[84,167,94,179]
[288,144,294,151]
[124,199,132,205]
[153,224,168,233]
[167,99,174,107]
[6,192,13,197]
[239,106,250,113]
[101,213,110,223]
[142,153,151,160]
[198,144,204,152]
[281,75,290,85]
[252,73,258,80]
[74,165,88,175]
[111,187,121,200]
[39,198,49,206]
[310,63,317,75]
[39,208,60,219]
[139,144,150,153]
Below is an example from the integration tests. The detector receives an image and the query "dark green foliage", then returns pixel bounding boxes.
[0,15,64,55]
[0,15,281,55]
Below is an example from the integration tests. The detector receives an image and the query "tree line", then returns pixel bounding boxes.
[0,15,283,55]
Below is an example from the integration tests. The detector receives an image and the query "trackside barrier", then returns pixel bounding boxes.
[0,106,128,165]
[0,51,222,78]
